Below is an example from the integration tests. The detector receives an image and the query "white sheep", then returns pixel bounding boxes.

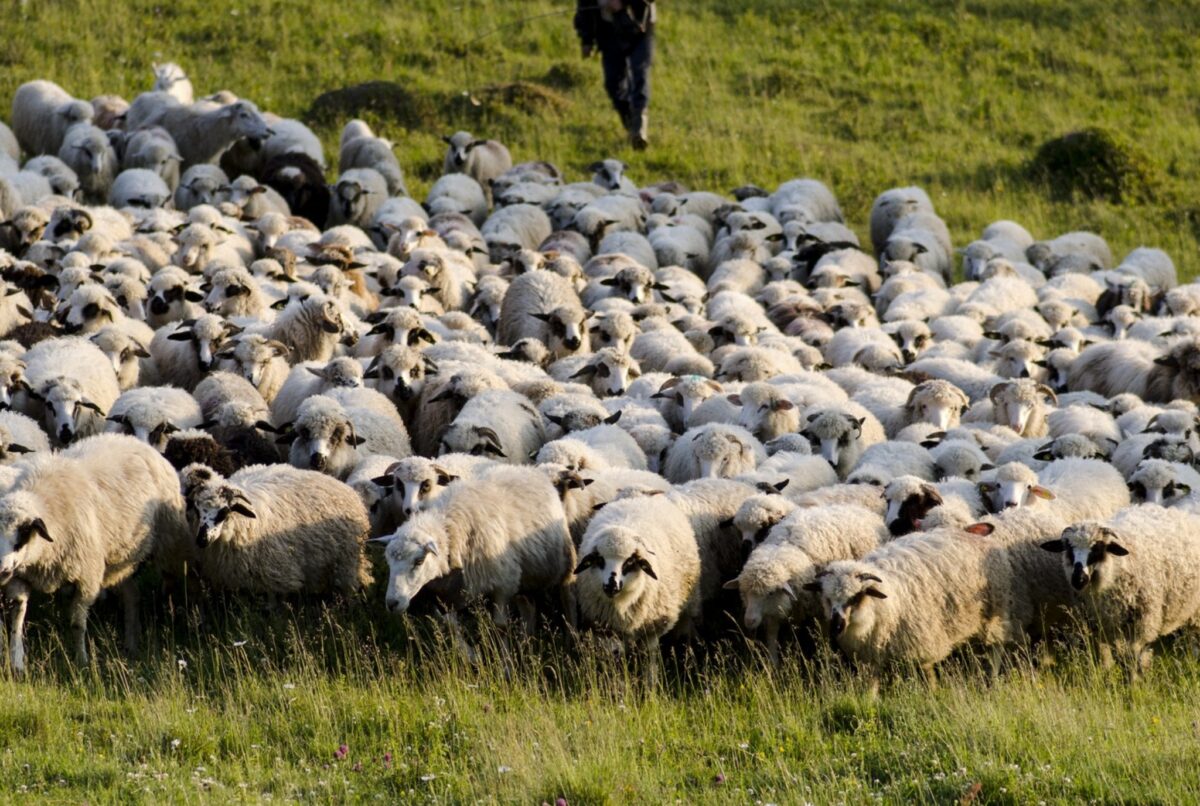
[0,434,188,671]
[1040,506,1200,678]
[439,389,546,464]
[378,464,572,630]
[11,80,95,157]
[574,492,701,659]
[663,423,765,483]
[105,385,204,449]
[22,336,121,445]
[285,392,410,479]
[184,463,372,596]
[443,131,513,203]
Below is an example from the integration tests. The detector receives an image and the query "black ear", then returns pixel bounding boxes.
[1105,542,1129,556]
[230,502,257,519]
[167,330,194,341]
[22,517,51,544]
[184,289,205,302]
[802,580,822,592]
[1155,355,1180,369]
[573,551,602,575]
[1040,539,1065,552]
[371,475,395,488]
[636,557,657,579]
[718,517,734,529]
[863,587,887,599]
[603,410,622,425]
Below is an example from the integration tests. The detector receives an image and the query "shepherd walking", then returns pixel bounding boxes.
[575,0,656,151]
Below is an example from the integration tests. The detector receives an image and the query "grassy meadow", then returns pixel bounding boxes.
[2,0,1200,802]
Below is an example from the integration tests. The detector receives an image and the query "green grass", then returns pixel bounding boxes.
[4,0,1200,276]
[4,598,1200,804]
[3,0,1200,800]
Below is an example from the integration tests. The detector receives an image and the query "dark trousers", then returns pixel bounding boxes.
[599,32,654,121]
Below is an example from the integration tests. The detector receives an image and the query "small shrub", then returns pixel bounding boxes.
[1028,126,1162,204]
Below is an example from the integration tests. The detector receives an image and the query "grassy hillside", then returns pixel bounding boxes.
[4,0,1200,276]
[3,1,1200,802]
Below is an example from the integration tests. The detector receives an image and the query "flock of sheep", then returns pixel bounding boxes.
[1,63,1199,686]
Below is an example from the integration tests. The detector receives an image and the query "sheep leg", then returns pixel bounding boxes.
[441,609,476,665]
[642,634,663,689]
[69,584,99,666]
[514,595,537,636]
[1097,642,1115,670]
[919,662,938,690]
[119,579,140,658]
[764,617,781,667]
[6,580,30,674]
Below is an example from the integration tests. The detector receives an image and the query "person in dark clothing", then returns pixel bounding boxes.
[574,0,656,151]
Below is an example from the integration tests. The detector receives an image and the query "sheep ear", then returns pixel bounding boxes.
[964,522,994,536]
[78,399,105,414]
[1105,541,1129,557]
[573,551,602,574]
[801,580,823,592]
[530,313,552,322]
[807,412,821,423]
[230,502,256,519]
[603,411,622,425]
[727,394,742,406]
[1030,486,1056,500]
[636,557,657,579]
[371,474,395,488]
[6,444,32,454]
[368,535,395,545]
[722,577,741,591]
[307,367,330,380]
[863,587,887,599]
[1155,355,1179,369]
[167,329,194,341]
[570,365,597,380]
[1039,538,1066,552]
[587,161,605,173]
[184,289,205,302]
[417,329,436,344]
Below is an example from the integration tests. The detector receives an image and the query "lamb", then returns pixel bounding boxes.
[571,194,645,251]
[663,423,765,483]
[725,504,888,663]
[284,392,411,479]
[192,369,272,432]
[729,382,799,441]
[21,154,81,199]
[58,123,118,202]
[800,403,886,478]
[22,336,121,445]
[1040,507,1200,679]
[727,493,798,557]
[438,389,546,464]
[184,463,372,595]
[269,356,362,426]
[105,385,204,449]
[0,434,188,671]
[442,131,513,203]
[573,492,701,658]
[377,464,571,643]
[11,80,95,157]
